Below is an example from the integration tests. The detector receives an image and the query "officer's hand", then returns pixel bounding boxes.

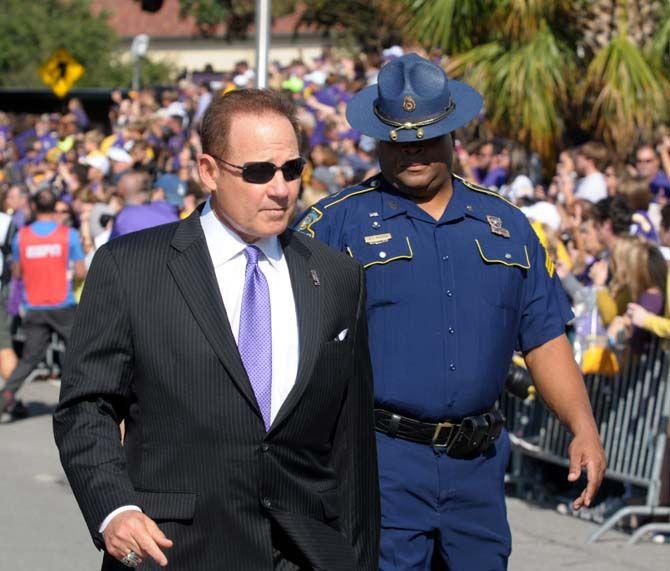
[103,510,173,567]
[567,430,607,509]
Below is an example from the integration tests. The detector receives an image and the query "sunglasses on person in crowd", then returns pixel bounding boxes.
[211,155,305,184]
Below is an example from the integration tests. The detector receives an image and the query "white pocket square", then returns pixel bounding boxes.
[335,328,349,342]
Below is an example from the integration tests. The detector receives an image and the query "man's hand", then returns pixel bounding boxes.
[103,510,173,567]
[524,336,608,511]
[567,429,607,509]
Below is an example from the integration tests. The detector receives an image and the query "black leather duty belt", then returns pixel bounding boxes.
[374,408,505,457]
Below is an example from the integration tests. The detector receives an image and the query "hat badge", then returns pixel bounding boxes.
[402,95,416,112]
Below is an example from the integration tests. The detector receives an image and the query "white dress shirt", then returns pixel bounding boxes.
[199,198,300,423]
[99,199,300,533]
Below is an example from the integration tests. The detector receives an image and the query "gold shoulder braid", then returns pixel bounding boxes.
[454,174,521,211]
[323,180,379,209]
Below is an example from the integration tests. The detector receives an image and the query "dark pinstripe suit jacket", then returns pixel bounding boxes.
[53,207,380,570]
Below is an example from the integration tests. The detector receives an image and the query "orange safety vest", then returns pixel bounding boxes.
[18,224,69,307]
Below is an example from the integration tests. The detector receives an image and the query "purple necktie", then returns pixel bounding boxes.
[238,245,273,431]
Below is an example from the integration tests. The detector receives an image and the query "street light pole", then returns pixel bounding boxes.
[255,0,271,88]
[130,35,150,91]
[133,60,141,92]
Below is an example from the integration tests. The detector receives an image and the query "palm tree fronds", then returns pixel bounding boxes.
[582,30,668,158]
[447,22,574,163]
[403,0,491,53]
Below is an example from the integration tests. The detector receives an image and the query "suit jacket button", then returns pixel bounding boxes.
[262,497,272,509]
[261,443,270,452]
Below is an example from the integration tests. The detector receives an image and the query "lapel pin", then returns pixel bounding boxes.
[310,269,321,286]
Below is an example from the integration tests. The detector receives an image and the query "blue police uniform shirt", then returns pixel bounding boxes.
[295,174,573,421]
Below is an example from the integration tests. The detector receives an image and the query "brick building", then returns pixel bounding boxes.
[91,0,326,73]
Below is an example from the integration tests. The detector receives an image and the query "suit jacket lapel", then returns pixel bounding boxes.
[270,231,323,432]
[167,207,261,417]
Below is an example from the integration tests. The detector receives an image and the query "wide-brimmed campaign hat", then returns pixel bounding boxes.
[346,53,483,143]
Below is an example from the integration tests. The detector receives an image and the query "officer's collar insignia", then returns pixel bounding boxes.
[402,95,416,112]
[486,215,510,239]
[364,233,392,245]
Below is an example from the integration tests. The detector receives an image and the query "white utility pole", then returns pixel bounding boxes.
[255,0,271,88]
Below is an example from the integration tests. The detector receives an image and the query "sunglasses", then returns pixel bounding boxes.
[212,155,305,184]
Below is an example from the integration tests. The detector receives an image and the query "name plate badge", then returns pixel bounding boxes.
[364,233,392,245]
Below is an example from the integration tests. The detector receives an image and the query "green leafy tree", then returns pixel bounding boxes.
[178,0,296,39]
[178,0,407,51]
[0,0,173,89]
[290,0,409,52]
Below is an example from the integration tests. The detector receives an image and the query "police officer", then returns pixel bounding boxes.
[295,54,606,570]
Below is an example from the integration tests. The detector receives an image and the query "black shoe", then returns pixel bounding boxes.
[0,389,13,414]
[8,400,29,420]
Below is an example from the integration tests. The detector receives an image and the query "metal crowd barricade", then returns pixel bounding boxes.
[501,337,670,544]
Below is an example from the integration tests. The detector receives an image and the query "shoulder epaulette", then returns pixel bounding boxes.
[322,178,380,210]
[454,174,521,211]
[297,178,381,237]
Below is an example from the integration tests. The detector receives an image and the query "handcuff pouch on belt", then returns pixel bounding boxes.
[375,407,506,458]
[434,408,505,457]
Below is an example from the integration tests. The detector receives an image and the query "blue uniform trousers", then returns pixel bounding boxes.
[377,431,512,571]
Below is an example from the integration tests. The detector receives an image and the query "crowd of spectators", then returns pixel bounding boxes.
[1,45,670,413]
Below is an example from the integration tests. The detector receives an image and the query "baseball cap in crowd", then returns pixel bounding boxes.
[80,152,110,175]
[282,76,305,93]
[304,70,327,86]
[521,201,562,232]
[505,174,535,202]
[154,173,184,207]
[233,70,255,88]
[166,102,187,120]
[107,147,134,165]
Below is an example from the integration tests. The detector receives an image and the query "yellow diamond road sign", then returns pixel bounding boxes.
[39,49,85,98]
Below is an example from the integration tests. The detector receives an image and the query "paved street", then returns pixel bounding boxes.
[1,381,668,570]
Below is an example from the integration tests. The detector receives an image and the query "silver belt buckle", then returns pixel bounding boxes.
[431,420,455,449]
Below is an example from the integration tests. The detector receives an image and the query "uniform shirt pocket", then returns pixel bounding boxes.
[346,234,413,306]
[474,237,530,311]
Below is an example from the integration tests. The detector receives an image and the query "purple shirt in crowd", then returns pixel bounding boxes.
[109,201,179,240]
[630,210,659,242]
[630,290,664,354]
[475,166,508,189]
[650,170,670,200]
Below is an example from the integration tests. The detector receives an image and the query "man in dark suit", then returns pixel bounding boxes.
[54,89,379,571]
